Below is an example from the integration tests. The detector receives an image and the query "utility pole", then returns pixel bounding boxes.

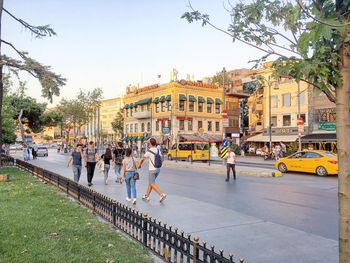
[297,81,302,151]
[222,67,226,139]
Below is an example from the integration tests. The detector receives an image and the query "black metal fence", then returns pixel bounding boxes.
[1,154,244,263]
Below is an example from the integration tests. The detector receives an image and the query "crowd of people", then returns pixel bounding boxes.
[66,138,167,205]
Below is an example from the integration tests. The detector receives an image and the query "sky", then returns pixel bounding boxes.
[3,0,265,105]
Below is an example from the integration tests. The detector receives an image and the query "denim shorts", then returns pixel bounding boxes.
[148,168,160,184]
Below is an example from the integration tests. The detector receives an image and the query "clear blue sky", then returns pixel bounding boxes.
[3,0,264,104]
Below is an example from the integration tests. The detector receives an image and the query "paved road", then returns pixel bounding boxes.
[13,150,338,263]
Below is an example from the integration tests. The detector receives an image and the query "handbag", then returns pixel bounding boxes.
[131,157,140,180]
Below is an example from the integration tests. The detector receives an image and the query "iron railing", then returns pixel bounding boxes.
[2,154,244,263]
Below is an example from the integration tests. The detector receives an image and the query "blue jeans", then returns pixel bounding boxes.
[125,171,136,199]
[114,163,122,178]
[72,165,82,182]
[104,164,110,183]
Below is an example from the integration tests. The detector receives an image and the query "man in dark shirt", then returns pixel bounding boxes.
[113,141,125,183]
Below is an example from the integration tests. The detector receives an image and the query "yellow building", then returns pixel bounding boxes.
[247,63,309,146]
[123,80,242,148]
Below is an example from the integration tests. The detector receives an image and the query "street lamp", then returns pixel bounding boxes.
[221,67,226,139]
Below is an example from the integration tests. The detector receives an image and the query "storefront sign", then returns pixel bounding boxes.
[319,122,336,131]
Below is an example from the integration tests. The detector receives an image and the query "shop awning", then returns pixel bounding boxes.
[153,97,159,104]
[246,133,299,142]
[136,98,152,105]
[179,133,222,143]
[159,96,166,102]
[301,133,336,143]
[215,98,223,104]
[129,103,134,108]
[207,97,214,104]
[124,104,129,109]
[189,95,197,102]
[198,96,205,103]
[165,95,171,101]
[179,94,187,101]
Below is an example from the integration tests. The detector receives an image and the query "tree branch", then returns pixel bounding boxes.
[1,39,27,59]
[2,8,56,38]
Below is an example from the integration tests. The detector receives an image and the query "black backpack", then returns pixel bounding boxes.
[148,149,162,168]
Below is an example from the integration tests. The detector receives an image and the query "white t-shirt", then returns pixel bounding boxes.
[227,152,236,164]
[144,147,158,171]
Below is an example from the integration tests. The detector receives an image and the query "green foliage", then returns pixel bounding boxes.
[0,168,152,263]
[182,0,350,103]
[111,109,124,137]
[1,97,16,144]
[40,111,63,127]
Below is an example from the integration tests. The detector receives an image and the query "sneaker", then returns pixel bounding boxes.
[142,194,150,201]
[225,178,229,182]
[132,198,136,205]
[88,183,92,187]
[159,193,167,203]
[126,197,131,202]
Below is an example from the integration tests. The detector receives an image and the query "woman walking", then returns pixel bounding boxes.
[101,148,113,185]
[67,144,83,183]
[121,148,137,205]
[84,141,99,187]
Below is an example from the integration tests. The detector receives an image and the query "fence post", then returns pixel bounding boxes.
[112,201,117,226]
[142,213,148,247]
[93,191,96,213]
[193,236,200,263]
[77,185,81,201]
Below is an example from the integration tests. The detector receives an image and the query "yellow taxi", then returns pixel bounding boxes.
[275,150,338,176]
[167,142,210,161]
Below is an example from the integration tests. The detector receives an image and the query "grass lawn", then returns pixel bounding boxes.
[0,168,154,263]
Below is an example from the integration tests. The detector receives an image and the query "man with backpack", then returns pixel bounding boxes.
[83,141,99,187]
[138,138,166,202]
[113,141,125,184]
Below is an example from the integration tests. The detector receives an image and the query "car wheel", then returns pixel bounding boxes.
[278,163,287,173]
[316,166,328,177]
[168,154,172,161]
[187,155,192,162]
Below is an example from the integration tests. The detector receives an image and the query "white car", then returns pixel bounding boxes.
[36,146,48,157]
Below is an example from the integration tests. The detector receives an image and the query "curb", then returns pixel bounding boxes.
[163,162,282,177]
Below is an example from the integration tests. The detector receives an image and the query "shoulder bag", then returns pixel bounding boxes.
[131,157,140,180]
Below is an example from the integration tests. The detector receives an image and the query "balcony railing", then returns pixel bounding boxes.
[133,110,151,119]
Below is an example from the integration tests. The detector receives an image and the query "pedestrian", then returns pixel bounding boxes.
[83,141,99,187]
[32,142,38,159]
[23,144,29,161]
[138,138,167,202]
[113,142,125,184]
[225,147,236,181]
[67,144,84,183]
[101,147,113,185]
[121,148,138,205]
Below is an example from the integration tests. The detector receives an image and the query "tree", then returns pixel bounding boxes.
[0,1,65,152]
[111,109,124,139]
[57,88,103,142]
[182,1,350,262]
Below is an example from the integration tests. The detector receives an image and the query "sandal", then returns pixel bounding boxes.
[142,194,150,201]
[159,193,167,203]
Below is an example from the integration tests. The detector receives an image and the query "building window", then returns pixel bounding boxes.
[179,120,185,131]
[130,124,134,133]
[299,91,306,105]
[126,124,129,133]
[271,116,277,127]
[167,120,171,130]
[161,102,165,112]
[167,101,172,111]
[198,102,203,112]
[156,121,159,131]
[188,120,193,131]
[208,121,212,131]
[179,101,185,111]
[283,115,291,126]
[141,123,145,132]
[141,104,145,112]
[147,122,151,132]
[229,116,239,128]
[135,123,138,132]
[271,95,278,108]
[215,103,220,114]
[207,103,212,113]
[130,108,133,116]
[126,109,129,117]
[215,121,220,132]
[282,93,291,107]
[299,113,306,124]
[155,103,159,113]
[189,101,194,112]
[198,121,203,130]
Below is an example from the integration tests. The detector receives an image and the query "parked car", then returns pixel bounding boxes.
[36,146,48,157]
[275,150,338,176]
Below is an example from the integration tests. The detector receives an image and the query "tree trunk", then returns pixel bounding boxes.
[338,45,350,263]
[0,0,4,157]
[18,109,25,144]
